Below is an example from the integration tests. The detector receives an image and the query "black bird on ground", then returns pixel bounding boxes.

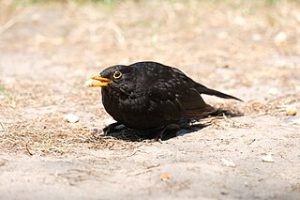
[87,61,242,140]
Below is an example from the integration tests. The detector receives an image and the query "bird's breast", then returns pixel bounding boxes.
[101,88,172,129]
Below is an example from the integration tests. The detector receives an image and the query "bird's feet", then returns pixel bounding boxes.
[102,122,125,136]
[155,124,180,141]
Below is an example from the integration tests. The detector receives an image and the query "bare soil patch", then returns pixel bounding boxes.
[0,1,299,199]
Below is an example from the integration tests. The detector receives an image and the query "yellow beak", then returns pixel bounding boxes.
[86,75,112,87]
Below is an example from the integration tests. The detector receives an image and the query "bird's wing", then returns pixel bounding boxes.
[168,67,217,118]
[179,88,216,119]
[171,66,242,101]
[134,63,218,120]
[147,80,182,121]
[148,77,216,120]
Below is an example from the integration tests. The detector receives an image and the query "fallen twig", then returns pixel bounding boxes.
[128,164,161,176]
[25,142,34,156]
[0,121,5,132]
[0,9,27,35]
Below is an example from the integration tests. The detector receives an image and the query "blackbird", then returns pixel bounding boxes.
[88,61,241,139]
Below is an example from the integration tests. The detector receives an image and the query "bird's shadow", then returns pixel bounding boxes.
[104,123,209,141]
[94,108,243,142]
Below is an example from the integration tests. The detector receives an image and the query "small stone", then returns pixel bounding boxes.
[233,16,246,26]
[35,34,46,44]
[31,13,40,22]
[268,88,279,95]
[252,33,262,41]
[0,159,6,167]
[286,117,300,125]
[217,31,228,39]
[273,58,289,68]
[274,32,287,45]
[64,114,80,123]
[261,153,274,163]
[286,107,297,116]
[221,158,236,167]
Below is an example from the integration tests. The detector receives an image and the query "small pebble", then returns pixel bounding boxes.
[252,33,262,41]
[268,88,279,95]
[286,106,297,116]
[274,32,287,45]
[221,158,236,167]
[233,16,246,26]
[64,114,80,123]
[286,117,300,125]
[217,31,228,39]
[221,191,228,195]
[261,153,274,163]
[0,159,6,167]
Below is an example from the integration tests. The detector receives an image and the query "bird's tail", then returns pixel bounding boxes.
[183,103,217,119]
[196,85,243,101]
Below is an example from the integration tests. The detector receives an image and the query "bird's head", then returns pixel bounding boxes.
[87,65,136,95]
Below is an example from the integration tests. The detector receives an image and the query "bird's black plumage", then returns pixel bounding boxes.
[92,61,241,139]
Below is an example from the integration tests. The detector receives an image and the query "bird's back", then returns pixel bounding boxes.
[129,62,215,122]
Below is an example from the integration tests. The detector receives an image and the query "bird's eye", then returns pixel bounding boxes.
[113,71,122,79]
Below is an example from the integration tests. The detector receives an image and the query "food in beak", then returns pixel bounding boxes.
[85,75,112,87]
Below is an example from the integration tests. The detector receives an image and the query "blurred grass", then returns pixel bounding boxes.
[31,0,120,4]
[0,85,4,93]
[0,84,11,100]
[10,0,122,5]
[0,0,297,13]
[5,0,300,5]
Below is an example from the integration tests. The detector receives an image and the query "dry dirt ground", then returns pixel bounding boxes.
[0,0,300,199]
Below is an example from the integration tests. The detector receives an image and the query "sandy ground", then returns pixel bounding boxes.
[0,0,300,199]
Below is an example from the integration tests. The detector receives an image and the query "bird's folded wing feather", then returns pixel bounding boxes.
[148,78,216,120]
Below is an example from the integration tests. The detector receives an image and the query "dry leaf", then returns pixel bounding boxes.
[286,106,297,116]
[160,172,172,181]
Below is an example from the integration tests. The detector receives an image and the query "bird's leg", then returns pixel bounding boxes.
[103,122,123,136]
[179,119,193,129]
[155,124,180,141]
